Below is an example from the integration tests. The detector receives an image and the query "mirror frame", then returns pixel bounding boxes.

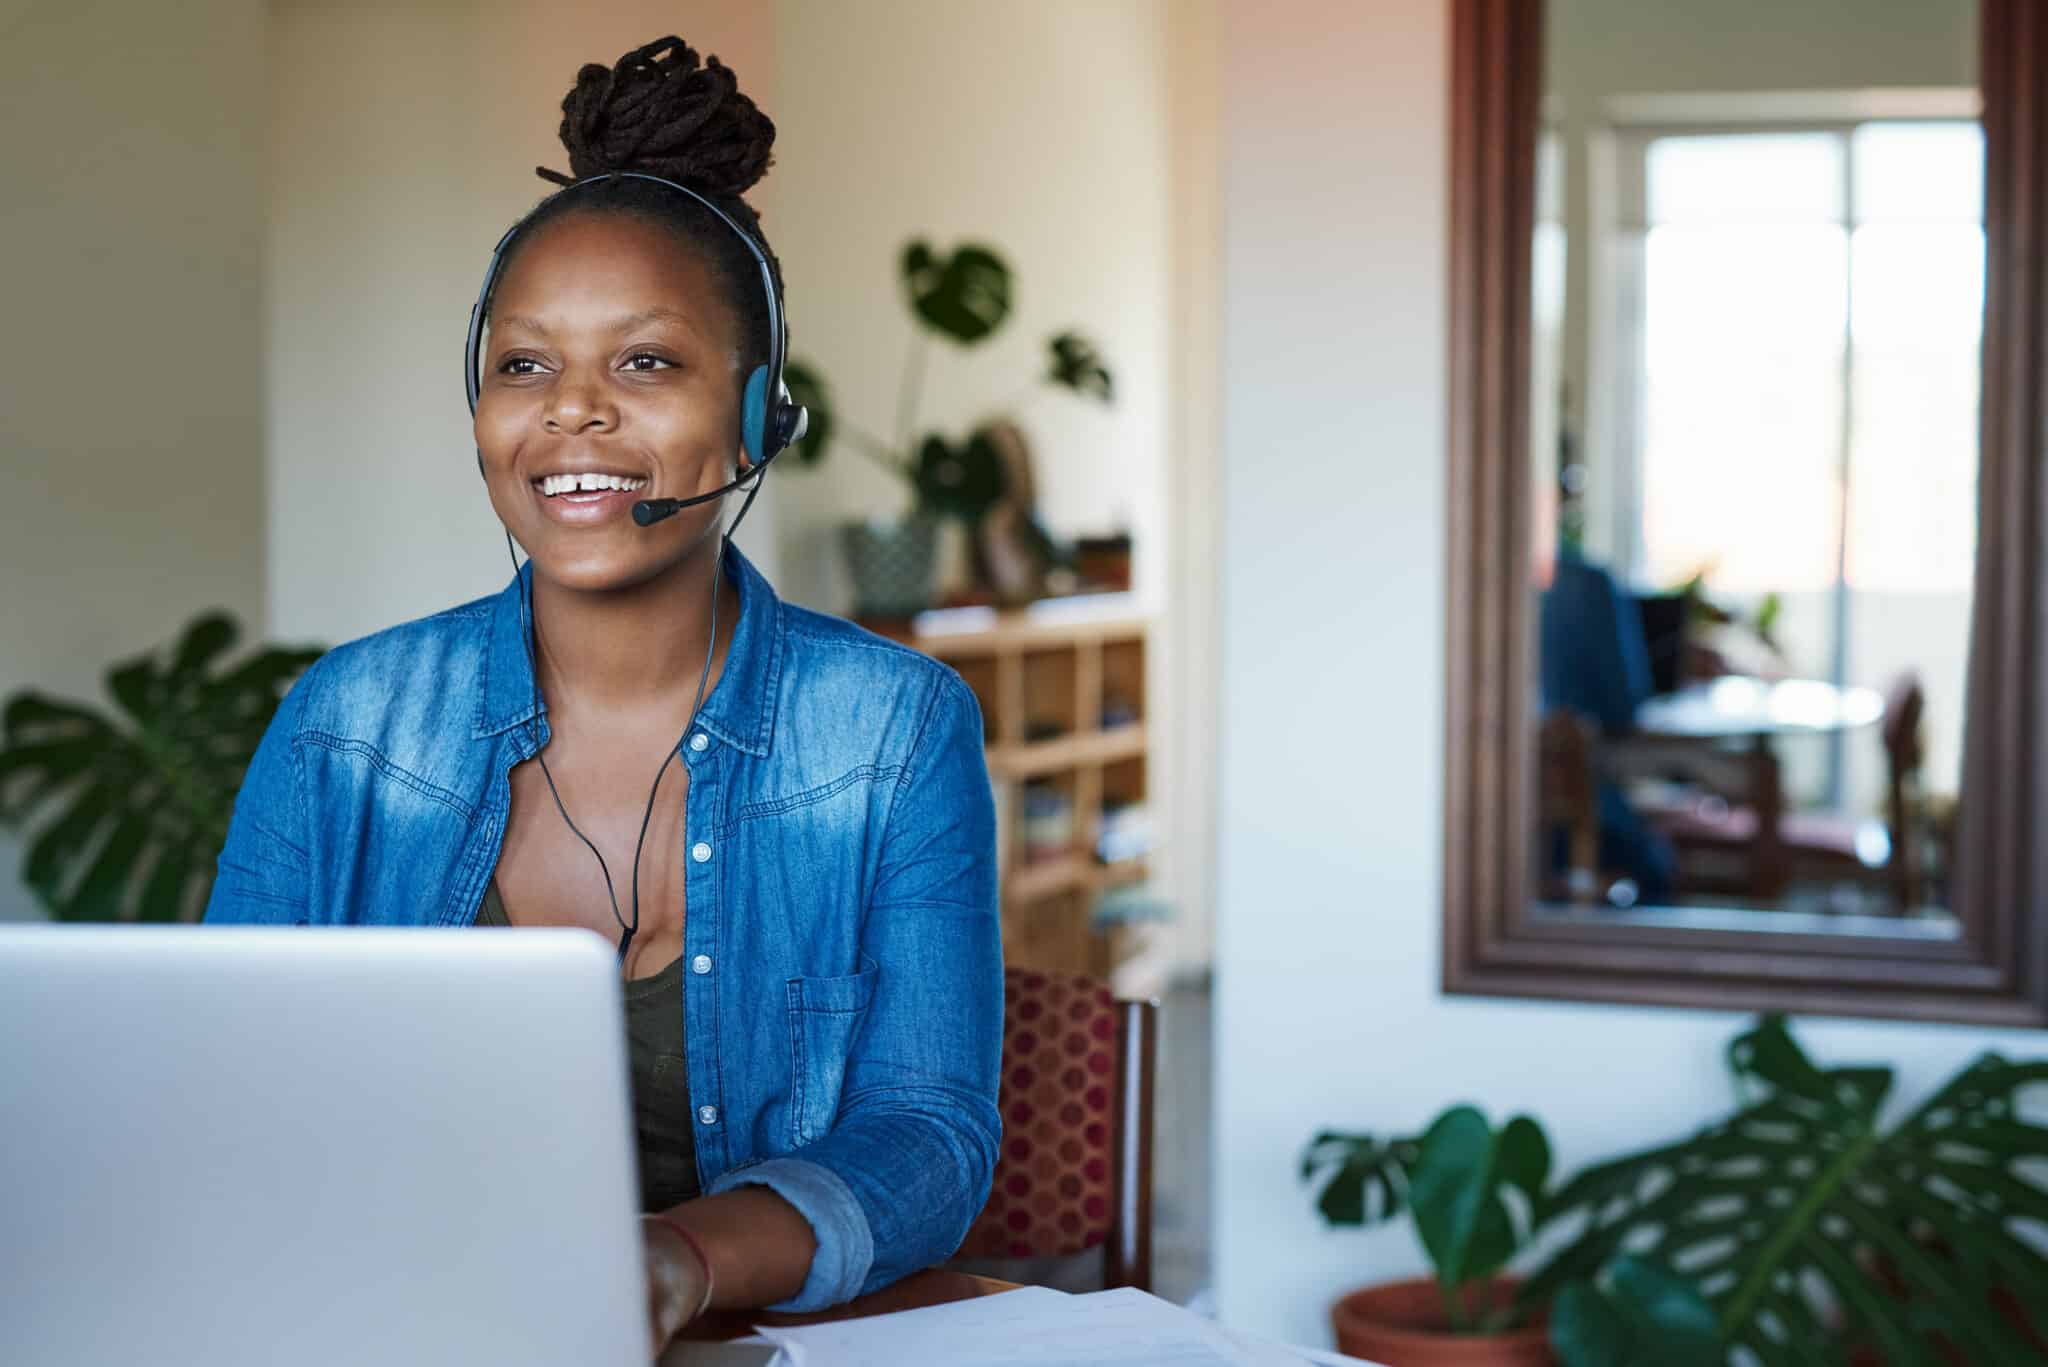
[1443,0,2048,1025]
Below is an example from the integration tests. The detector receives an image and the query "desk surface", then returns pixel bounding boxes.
[1636,676,1885,740]
[682,1270,1016,1343]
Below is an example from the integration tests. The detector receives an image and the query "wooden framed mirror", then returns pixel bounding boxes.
[1444,0,2048,1024]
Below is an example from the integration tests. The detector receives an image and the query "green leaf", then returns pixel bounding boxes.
[1726,1013,1831,1099]
[1460,1191,1520,1285]
[1753,591,1783,647]
[106,656,161,721]
[60,804,153,921]
[1316,1161,1368,1225]
[23,778,118,904]
[901,240,1012,344]
[170,613,240,681]
[136,842,197,924]
[1497,1114,1551,1220]
[1301,1131,1416,1229]
[5,692,105,737]
[1410,1106,1499,1290]
[912,431,1007,522]
[0,612,322,923]
[1551,1258,1719,1367]
[1046,331,1114,401]
[1527,1016,2048,1364]
[1551,1281,1630,1367]
[1604,1256,1719,1365]
[0,736,106,820]
[781,360,836,467]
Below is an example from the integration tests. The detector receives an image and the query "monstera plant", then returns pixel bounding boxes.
[782,238,1114,614]
[1522,1014,2048,1366]
[0,612,322,922]
[1306,1015,2048,1366]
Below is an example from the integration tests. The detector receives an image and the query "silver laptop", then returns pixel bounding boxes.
[0,924,724,1366]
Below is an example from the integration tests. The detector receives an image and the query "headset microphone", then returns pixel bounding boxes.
[632,474,756,527]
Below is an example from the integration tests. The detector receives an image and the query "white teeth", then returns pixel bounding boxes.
[539,473,646,496]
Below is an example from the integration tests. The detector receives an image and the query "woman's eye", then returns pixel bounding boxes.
[624,352,676,372]
[498,356,544,376]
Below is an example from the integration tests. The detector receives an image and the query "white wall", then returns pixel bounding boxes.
[768,0,1173,617]
[1210,0,2047,1346]
[266,1,777,645]
[0,0,268,920]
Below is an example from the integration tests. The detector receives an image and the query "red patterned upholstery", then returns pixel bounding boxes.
[957,967,1121,1260]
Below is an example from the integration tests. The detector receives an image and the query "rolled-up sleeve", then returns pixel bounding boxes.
[711,671,1002,1311]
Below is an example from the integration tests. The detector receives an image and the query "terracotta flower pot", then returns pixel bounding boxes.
[1331,1277,1554,1367]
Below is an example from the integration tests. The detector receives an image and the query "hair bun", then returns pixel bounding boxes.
[537,36,775,199]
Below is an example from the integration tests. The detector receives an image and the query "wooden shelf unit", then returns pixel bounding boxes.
[860,597,1152,977]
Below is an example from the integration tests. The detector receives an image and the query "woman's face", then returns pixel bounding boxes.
[474,211,746,592]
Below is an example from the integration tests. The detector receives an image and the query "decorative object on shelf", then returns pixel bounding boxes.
[1095,799,1153,865]
[969,419,1062,607]
[1074,532,1134,593]
[0,612,323,922]
[1020,782,1073,865]
[779,239,1116,612]
[1304,1013,2048,1366]
[839,513,940,619]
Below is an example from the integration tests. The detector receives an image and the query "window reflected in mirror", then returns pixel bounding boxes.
[1527,1,1980,936]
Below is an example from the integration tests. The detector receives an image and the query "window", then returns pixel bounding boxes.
[1608,114,1983,805]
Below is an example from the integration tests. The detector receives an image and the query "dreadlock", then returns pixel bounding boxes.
[490,35,782,375]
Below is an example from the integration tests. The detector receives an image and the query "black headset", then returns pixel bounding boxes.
[464,170,804,964]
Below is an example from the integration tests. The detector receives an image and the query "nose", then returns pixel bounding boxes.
[543,368,617,435]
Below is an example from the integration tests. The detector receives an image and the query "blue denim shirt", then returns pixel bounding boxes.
[203,546,1002,1311]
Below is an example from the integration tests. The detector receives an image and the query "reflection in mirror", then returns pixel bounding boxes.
[1527,0,1980,936]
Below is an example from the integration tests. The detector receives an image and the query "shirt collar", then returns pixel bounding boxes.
[476,543,783,757]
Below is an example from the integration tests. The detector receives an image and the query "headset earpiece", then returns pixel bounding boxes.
[741,364,772,466]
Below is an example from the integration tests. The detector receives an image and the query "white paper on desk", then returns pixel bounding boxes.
[749,1285,1273,1367]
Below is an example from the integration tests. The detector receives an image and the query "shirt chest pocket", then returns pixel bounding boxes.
[784,955,880,1148]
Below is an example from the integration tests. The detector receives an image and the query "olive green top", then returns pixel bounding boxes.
[476,880,701,1211]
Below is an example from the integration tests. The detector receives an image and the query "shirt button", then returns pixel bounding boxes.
[692,954,712,975]
[697,1105,719,1126]
[689,733,709,753]
[691,841,713,863]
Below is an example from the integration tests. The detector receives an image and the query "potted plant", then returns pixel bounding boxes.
[1302,1105,1564,1364]
[782,239,1114,616]
[0,612,321,921]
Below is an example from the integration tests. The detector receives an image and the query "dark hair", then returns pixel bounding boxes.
[489,36,781,374]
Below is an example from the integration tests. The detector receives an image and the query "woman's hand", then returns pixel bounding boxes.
[640,1213,713,1357]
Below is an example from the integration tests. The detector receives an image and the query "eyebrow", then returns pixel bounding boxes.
[490,307,702,338]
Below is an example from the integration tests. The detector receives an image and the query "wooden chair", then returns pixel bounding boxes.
[1537,709,1602,903]
[1779,673,1927,907]
[1631,673,1927,908]
[953,967,1157,1291]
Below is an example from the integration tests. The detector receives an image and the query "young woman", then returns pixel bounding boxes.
[205,36,1000,1354]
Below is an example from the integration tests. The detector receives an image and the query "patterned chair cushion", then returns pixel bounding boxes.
[956,967,1120,1260]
